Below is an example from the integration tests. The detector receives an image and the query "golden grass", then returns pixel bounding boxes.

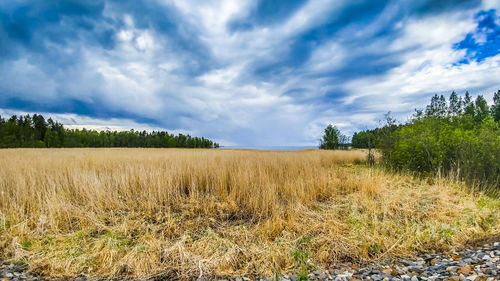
[0,148,498,280]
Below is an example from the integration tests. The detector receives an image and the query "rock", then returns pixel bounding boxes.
[476,276,487,281]
[408,266,424,274]
[457,266,472,274]
[382,268,392,275]
[400,275,411,281]
[446,266,459,272]
[466,276,477,281]
[4,274,12,279]
[410,276,418,281]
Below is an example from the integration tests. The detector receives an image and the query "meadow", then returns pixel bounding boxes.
[0,149,499,279]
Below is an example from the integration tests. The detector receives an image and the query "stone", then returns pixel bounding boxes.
[400,275,411,281]
[446,266,458,272]
[457,266,472,274]
[4,274,12,279]
[410,276,418,281]
[382,268,392,275]
[476,276,487,281]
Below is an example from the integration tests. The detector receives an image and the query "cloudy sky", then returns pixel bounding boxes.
[1,0,500,146]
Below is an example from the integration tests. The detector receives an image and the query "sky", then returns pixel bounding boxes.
[1,0,500,146]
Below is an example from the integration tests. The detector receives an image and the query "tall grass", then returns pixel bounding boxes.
[0,149,498,279]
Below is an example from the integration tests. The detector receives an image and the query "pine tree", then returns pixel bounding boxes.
[491,90,500,123]
[448,91,462,116]
[425,94,447,117]
[474,95,490,122]
[464,91,475,116]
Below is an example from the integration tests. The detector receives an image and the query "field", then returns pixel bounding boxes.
[0,149,499,280]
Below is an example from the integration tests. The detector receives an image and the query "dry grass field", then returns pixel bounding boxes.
[0,149,499,279]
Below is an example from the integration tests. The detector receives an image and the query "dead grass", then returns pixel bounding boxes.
[0,148,498,280]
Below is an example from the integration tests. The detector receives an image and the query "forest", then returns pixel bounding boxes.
[0,114,219,148]
[351,90,500,189]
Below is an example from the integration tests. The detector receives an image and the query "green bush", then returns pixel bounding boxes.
[380,92,500,191]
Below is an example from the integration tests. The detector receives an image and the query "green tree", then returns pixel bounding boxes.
[425,94,447,117]
[464,91,475,116]
[448,91,462,116]
[491,90,500,123]
[474,95,490,123]
[320,124,343,150]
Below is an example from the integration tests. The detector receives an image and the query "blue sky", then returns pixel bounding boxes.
[1,0,500,146]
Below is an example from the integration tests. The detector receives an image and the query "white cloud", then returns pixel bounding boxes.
[341,10,500,115]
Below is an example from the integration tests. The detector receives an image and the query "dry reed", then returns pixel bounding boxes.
[0,148,498,279]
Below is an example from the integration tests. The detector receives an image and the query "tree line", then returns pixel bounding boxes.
[349,90,500,189]
[0,114,219,149]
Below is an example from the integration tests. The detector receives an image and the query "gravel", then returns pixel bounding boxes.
[1,241,499,281]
